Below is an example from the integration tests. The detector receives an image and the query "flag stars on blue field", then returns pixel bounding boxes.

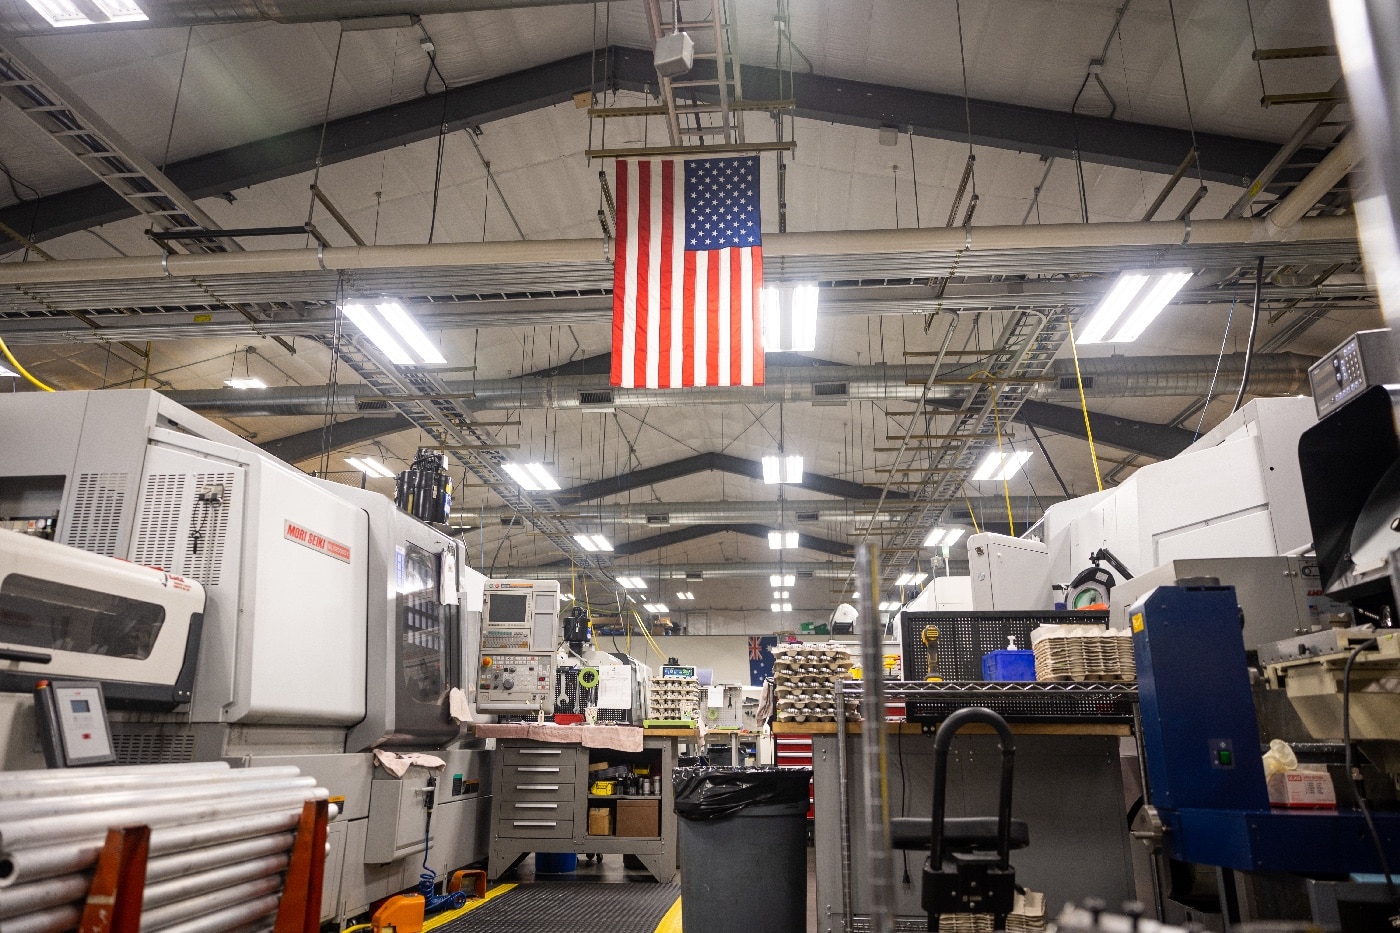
[685,156,761,251]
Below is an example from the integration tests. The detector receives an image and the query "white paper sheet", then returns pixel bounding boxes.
[598,664,632,709]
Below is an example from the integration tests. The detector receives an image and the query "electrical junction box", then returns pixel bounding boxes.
[968,533,1051,610]
[653,31,694,77]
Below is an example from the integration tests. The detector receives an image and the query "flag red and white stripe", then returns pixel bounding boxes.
[610,157,765,388]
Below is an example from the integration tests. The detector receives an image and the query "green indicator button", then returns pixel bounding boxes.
[1217,749,1232,766]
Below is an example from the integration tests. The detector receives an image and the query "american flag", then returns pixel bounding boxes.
[610,156,765,388]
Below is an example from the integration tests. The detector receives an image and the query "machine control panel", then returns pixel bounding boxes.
[35,680,116,767]
[1308,328,1399,418]
[476,653,553,713]
[476,579,562,714]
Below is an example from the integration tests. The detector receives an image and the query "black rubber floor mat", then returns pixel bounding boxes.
[437,882,681,933]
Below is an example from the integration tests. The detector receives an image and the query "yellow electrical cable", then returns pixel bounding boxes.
[0,333,54,392]
[961,484,981,535]
[971,369,1015,537]
[990,401,1015,537]
[1066,319,1104,491]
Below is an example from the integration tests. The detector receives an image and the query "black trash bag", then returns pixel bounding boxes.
[672,766,812,821]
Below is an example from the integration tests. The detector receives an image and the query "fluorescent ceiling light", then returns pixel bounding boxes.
[770,574,795,587]
[771,602,793,612]
[923,529,946,547]
[223,376,266,390]
[761,454,804,484]
[895,572,928,587]
[590,534,613,552]
[1111,271,1196,342]
[24,0,146,26]
[643,603,669,613]
[617,577,647,590]
[879,601,900,612]
[343,301,444,365]
[852,591,860,599]
[761,284,820,352]
[343,303,412,365]
[942,529,965,547]
[1077,270,1193,345]
[562,593,574,602]
[971,450,1033,482]
[523,463,561,490]
[345,456,395,479]
[503,462,559,492]
[676,591,694,600]
[574,534,600,552]
[0,363,20,378]
[773,590,790,599]
[376,301,446,365]
[768,530,800,550]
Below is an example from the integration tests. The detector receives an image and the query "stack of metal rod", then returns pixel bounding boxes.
[0,762,332,933]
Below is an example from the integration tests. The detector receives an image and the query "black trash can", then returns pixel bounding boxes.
[672,766,812,933]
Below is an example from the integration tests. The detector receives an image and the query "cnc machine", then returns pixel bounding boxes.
[0,389,490,922]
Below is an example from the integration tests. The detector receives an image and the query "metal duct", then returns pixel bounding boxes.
[167,353,1316,417]
[497,562,857,580]
[457,497,1057,526]
[1043,352,1314,399]
[0,0,615,34]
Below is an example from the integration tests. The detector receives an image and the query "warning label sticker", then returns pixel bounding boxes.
[284,520,352,563]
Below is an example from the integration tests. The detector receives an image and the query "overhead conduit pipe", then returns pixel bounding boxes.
[163,353,1317,416]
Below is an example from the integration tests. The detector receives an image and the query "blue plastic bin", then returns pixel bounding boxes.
[981,649,1036,681]
[534,852,577,873]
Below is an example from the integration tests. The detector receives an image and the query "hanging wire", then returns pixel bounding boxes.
[1193,292,1239,440]
[1066,319,1104,491]
[892,164,900,229]
[317,275,347,478]
[305,30,346,228]
[161,28,194,173]
[422,31,452,244]
[1244,0,1268,103]
[908,130,921,228]
[1165,0,1207,189]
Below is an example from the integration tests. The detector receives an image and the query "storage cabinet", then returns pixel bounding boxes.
[488,735,679,882]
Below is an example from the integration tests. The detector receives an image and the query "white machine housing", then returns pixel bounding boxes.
[476,579,560,714]
[0,530,206,706]
[0,390,491,921]
[967,397,1317,610]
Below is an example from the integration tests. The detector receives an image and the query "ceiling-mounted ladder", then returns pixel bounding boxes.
[585,0,794,157]
[877,309,1074,580]
[0,40,233,254]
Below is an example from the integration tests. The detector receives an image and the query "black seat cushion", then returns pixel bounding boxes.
[890,816,1030,851]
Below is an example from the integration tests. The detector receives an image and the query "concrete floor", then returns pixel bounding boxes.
[492,844,822,931]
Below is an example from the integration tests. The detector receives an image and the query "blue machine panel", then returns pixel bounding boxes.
[1131,585,1270,812]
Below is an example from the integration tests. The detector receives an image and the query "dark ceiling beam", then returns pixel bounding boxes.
[1017,399,1196,460]
[1,47,1288,252]
[257,413,413,464]
[557,452,907,504]
[0,50,602,252]
[544,522,852,564]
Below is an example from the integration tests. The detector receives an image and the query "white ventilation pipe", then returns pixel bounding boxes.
[1263,133,1361,237]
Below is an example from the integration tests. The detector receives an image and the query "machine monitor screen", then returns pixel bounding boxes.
[488,593,528,625]
[0,573,166,660]
[71,699,90,713]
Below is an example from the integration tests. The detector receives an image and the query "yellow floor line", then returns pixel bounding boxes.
[423,883,518,930]
[653,895,683,933]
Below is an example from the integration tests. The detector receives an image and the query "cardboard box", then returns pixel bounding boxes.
[588,806,613,836]
[1267,768,1336,809]
[614,799,660,837]
[589,761,609,773]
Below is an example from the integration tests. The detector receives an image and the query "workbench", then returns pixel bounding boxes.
[483,728,692,883]
[805,683,1145,932]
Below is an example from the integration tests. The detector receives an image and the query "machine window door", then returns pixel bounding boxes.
[0,573,165,660]
[397,544,459,713]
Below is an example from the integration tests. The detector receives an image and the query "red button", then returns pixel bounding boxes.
[82,733,91,739]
